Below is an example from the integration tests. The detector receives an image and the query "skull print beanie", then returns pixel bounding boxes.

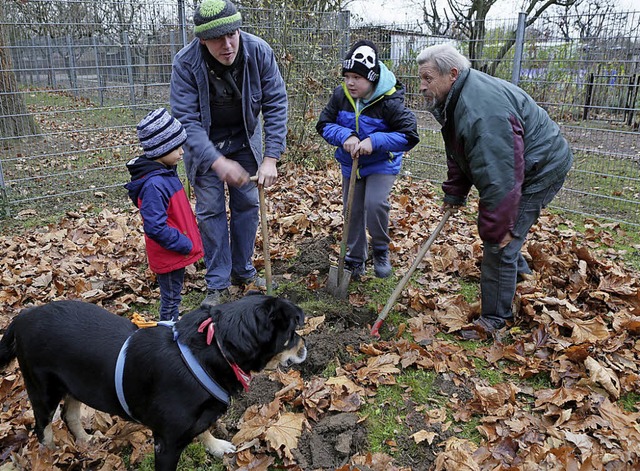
[342,39,380,83]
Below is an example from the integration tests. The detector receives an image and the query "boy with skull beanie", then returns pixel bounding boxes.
[125,108,204,321]
[317,40,419,280]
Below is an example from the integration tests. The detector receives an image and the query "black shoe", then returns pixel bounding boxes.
[458,317,506,340]
[201,289,229,309]
[344,260,365,281]
[373,249,392,278]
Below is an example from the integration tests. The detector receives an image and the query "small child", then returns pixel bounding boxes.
[316,40,419,279]
[125,108,204,321]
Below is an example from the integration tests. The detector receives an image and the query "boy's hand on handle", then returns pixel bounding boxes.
[256,156,278,188]
[211,156,249,187]
[355,137,373,156]
[343,135,360,158]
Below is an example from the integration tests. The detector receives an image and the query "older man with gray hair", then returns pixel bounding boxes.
[416,44,573,339]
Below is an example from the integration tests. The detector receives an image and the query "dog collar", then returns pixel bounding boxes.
[198,318,251,391]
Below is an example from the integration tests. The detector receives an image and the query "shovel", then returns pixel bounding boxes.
[327,156,359,298]
[250,175,273,296]
[370,209,452,338]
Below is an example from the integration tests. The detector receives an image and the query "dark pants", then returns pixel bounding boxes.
[481,178,565,327]
[342,173,396,264]
[157,268,185,321]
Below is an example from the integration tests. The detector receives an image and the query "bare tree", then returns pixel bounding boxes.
[418,0,581,74]
[0,1,38,139]
[546,0,633,42]
[237,0,353,11]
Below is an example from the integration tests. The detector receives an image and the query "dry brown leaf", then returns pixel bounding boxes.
[584,356,621,399]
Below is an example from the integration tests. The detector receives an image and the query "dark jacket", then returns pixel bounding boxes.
[316,63,419,178]
[435,68,573,244]
[125,157,204,274]
[170,32,288,183]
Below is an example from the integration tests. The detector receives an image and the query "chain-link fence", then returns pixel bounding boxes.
[1,1,639,226]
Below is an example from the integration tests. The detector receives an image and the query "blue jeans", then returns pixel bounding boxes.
[193,170,259,290]
[157,268,185,321]
[481,179,565,327]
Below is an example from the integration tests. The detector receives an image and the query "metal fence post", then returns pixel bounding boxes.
[511,12,527,85]
[67,35,78,95]
[340,10,351,59]
[178,0,188,48]
[123,31,136,107]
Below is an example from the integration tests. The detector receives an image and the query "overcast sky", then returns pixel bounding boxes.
[348,0,639,23]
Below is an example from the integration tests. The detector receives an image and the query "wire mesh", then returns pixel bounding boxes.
[0,2,639,226]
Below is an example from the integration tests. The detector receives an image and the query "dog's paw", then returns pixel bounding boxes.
[197,430,237,457]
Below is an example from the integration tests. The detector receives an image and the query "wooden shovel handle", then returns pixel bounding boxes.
[250,176,273,296]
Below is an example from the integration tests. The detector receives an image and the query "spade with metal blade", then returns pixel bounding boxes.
[327,156,359,298]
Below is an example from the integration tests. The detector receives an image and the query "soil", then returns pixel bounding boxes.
[211,235,463,471]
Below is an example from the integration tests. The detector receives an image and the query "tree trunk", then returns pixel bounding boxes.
[0,9,38,139]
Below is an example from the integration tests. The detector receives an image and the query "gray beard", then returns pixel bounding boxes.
[424,96,439,112]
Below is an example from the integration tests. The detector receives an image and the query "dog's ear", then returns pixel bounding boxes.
[294,305,305,327]
[267,298,305,327]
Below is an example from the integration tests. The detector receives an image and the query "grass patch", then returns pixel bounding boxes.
[136,442,223,471]
[456,416,483,444]
[458,278,480,304]
[619,392,640,413]
[473,358,506,386]
[361,369,436,454]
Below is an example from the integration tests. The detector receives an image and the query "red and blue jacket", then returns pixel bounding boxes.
[125,156,204,274]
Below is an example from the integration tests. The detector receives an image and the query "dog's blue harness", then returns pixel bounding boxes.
[114,321,230,421]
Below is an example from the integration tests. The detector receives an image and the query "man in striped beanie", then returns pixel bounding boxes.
[170,0,288,308]
[125,108,204,322]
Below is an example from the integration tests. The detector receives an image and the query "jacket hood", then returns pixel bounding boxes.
[367,62,398,102]
[124,156,174,206]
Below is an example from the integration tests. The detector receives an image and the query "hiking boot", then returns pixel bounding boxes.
[231,274,279,291]
[344,260,365,281]
[458,316,506,340]
[201,288,229,309]
[373,249,392,278]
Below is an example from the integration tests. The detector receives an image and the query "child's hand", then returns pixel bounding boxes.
[356,138,373,156]
[343,135,360,158]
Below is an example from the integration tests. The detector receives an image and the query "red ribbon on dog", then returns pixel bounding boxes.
[197,317,251,391]
[197,318,215,346]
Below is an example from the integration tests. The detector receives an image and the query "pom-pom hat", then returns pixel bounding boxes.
[137,108,187,160]
[194,0,242,40]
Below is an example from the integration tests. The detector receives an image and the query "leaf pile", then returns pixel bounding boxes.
[1,165,640,470]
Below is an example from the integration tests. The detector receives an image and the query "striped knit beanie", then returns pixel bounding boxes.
[194,0,242,40]
[136,108,187,160]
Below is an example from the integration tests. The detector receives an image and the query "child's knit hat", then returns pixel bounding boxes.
[136,108,187,160]
[342,40,380,83]
[194,0,242,40]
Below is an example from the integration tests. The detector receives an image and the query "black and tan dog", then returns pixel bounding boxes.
[0,295,307,471]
